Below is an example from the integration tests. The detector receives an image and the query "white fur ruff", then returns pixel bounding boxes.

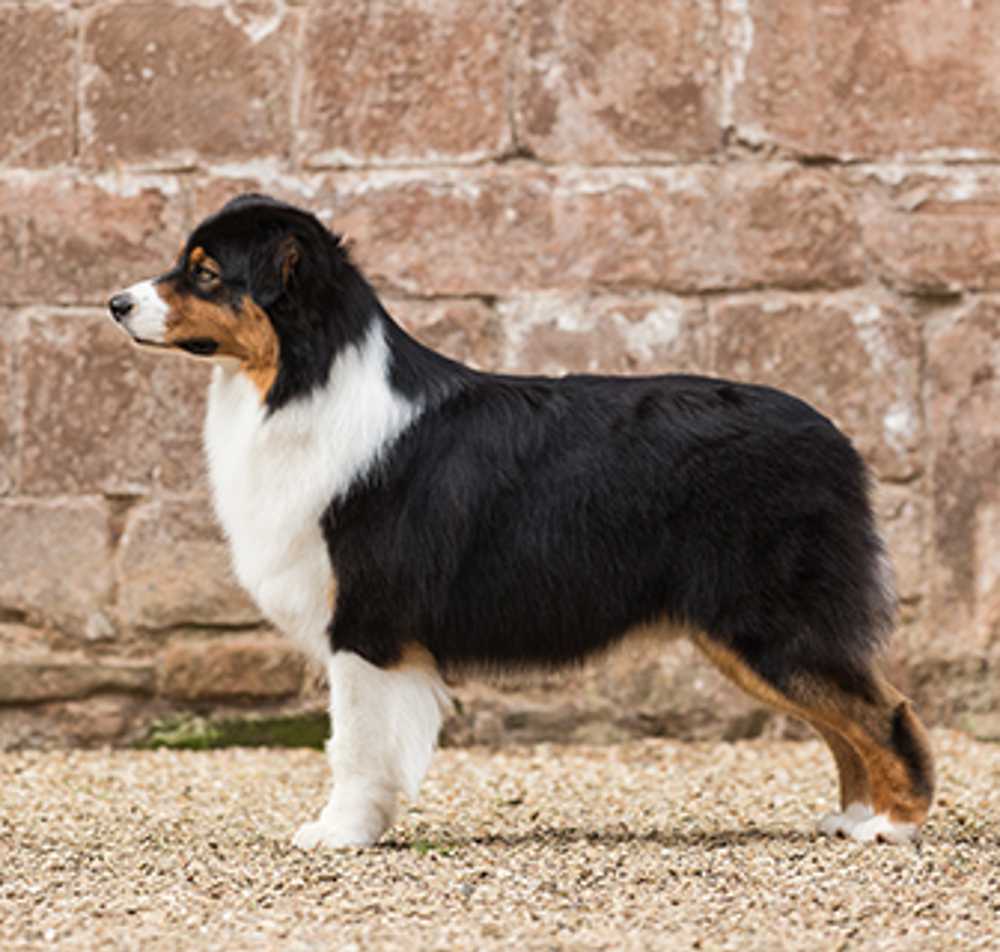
[203,321,420,666]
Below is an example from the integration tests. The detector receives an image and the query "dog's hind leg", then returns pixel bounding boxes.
[814,677,935,843]
[292,644,450,850]
[811,723,876,837]
[691,633,935,844]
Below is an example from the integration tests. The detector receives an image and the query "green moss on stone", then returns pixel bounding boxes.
[139,712,329,751]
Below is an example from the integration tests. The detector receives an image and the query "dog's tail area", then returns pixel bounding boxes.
[681,417,899,696]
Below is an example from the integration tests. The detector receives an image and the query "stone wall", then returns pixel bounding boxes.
[1,0,998,749]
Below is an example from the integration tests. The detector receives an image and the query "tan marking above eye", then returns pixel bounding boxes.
[188,247,221,284]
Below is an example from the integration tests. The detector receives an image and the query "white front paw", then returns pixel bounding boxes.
[292,798,394,850]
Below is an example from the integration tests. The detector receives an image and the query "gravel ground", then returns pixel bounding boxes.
[1,729,998,951]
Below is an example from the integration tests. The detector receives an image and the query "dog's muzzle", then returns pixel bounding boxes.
[107,280,171,344]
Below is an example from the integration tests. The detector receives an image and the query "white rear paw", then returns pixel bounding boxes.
[818,802,874,838]
[850,814,919,844]
[818,804,918,844]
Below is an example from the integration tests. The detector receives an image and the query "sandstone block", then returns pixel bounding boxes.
[515,0,720,162]
[0,623,54,655]
[0,498,113,639]
[875,482,927,610]
[0,7,75,167]
[388,297,502,372]
[0,695,155,749]
[727,0,1000,159]
[300,0,511,166]
[709,293,922,481]
[554,165,861,291]
[326,168,559,296]
[495,292,709,376]
[0,654,157,705]
[0,324,11,495]
[164,638,305,702]
[860,170,1000,295]
[448,639,778,745]
[721,165,863,290]
[324,165,861,296]
[926,299,1000,655]
[117,496,262,632]
[16,310,208,496]
[0,176,186,306]
[81,3,296,167]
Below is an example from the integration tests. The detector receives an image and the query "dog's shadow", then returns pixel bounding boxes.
[386,823,817,853]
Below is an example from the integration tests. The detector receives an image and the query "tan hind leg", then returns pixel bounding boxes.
[810,723,877,835]
[691,633,935,843]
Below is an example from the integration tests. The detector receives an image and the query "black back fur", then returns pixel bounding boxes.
[209,196,897,697]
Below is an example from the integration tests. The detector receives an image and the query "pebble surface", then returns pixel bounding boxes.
[1,729,998,951]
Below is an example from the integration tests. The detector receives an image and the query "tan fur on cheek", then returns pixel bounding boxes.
[156,282,280,401]
[232,298,280,400]
[157,282,231,345]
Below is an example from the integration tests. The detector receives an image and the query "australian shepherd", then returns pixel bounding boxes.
[109,194,934,848]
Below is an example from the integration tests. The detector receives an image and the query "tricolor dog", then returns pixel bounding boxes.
[109,195,934,848]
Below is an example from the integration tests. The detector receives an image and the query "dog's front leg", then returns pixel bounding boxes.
[293,645,450,849]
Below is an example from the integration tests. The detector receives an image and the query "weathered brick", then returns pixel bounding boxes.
[164,638,305,702]
[300,0,511,166]
[117,496,261,632]
[860,169,1000,295]
[322,165,861,296]
[727,0,1000,159]
[709,293,922,481]
[0,176,186,306]
[515,0,720,162]
[0,655,157,705]
[926,299,1000,655]
[17,310,209,496]
[0,7,75,167]
[495,292,709,376]
[81,3,296,167]
[0,498,113,639]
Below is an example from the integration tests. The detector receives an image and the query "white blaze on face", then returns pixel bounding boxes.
[118,279,170,343]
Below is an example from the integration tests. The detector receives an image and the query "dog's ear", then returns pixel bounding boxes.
[250,235,301,307]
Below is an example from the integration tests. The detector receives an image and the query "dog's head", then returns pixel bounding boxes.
[109,194,373,406]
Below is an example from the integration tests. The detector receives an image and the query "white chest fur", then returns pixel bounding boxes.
[203,324,420,665]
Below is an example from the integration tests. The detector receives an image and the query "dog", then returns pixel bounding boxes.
[109,194,934,848]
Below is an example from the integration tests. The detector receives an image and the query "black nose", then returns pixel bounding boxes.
[109,293,134,323]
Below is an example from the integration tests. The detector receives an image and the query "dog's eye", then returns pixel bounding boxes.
[192,262,220,286]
